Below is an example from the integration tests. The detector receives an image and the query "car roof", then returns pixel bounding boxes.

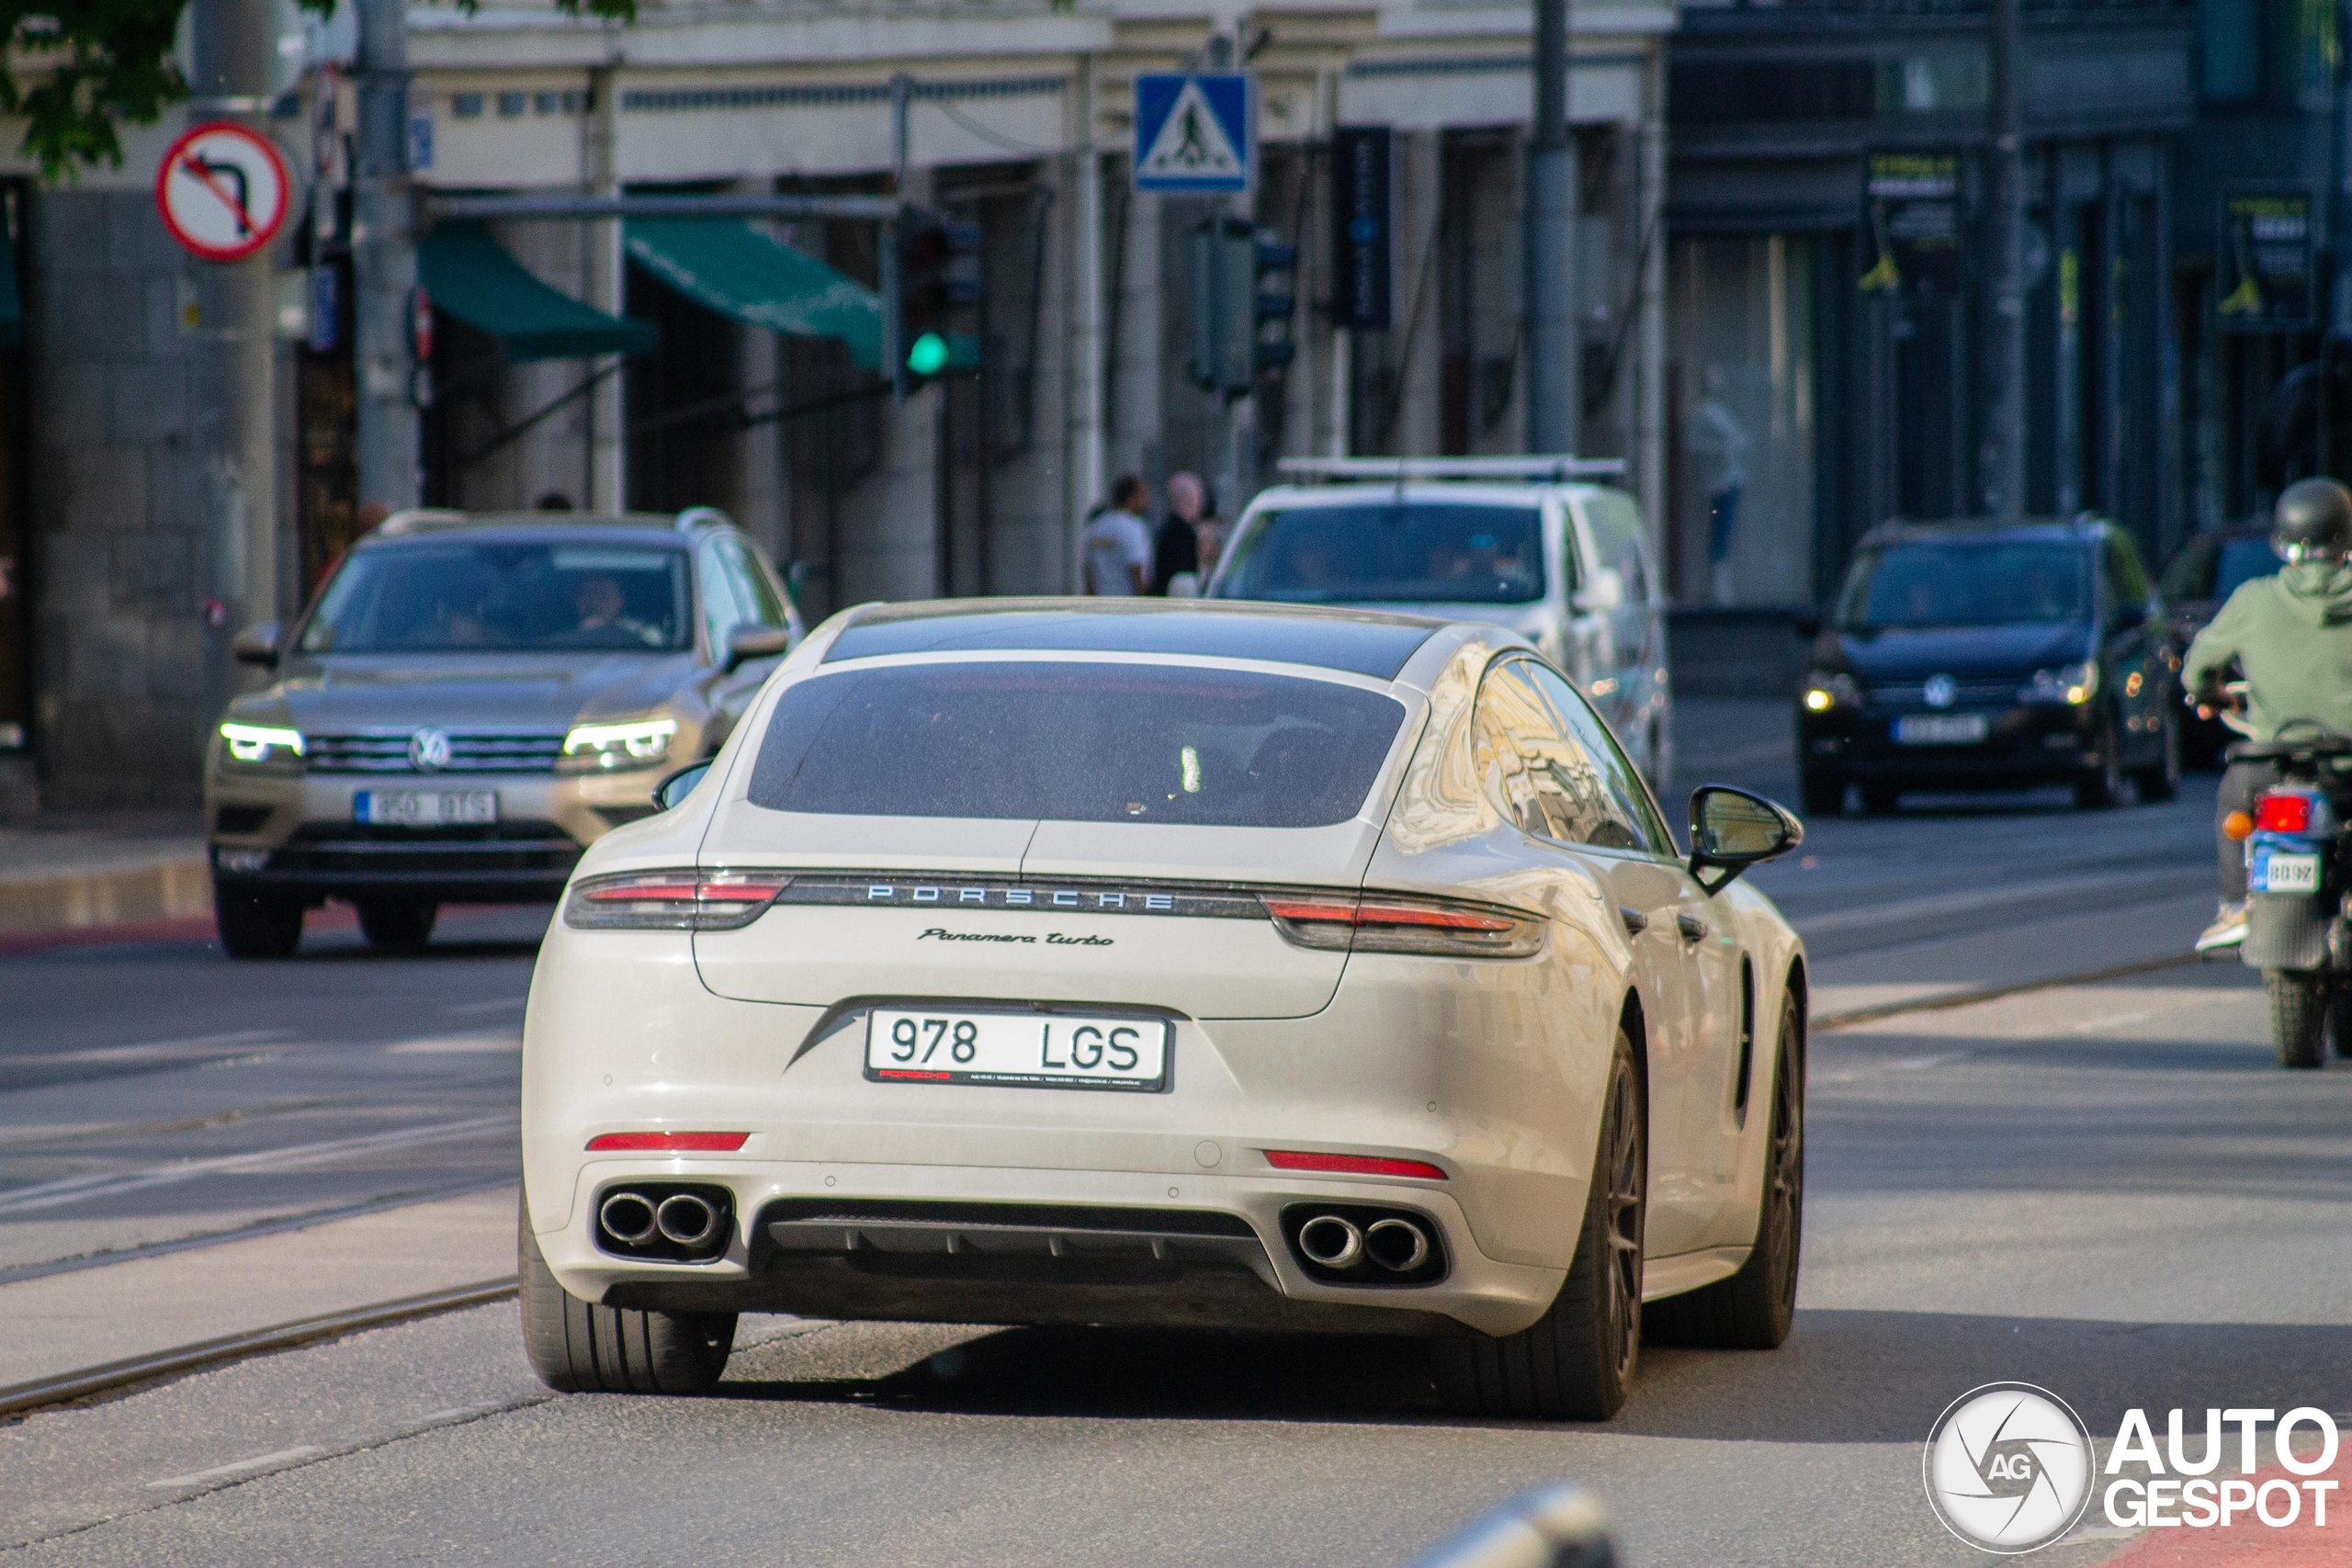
[1242,481,1614,511]
[1858,516,2109,548]
[356,515,695,551]
[822,598,1451,680]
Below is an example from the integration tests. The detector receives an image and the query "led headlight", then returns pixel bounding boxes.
[562,717,677,771]
[219,722,305,764]
[1802,672,1861,713]
[2019,663,2098,706]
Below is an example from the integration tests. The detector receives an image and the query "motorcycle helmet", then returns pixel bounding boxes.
[2273,477,2352,563]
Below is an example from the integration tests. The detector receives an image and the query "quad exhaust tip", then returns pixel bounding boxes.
[656,1192,721,1248]
[1297,1214,1363,1270]
[599,1191,659,1247]
[1364,1216,1431,1273]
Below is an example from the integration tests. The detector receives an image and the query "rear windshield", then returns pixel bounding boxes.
[747,661,1408,828]
[1216,502,1545,605]
[1834,541,2091,630]
[300,542,692,654]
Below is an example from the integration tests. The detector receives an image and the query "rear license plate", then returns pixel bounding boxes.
[1894,714,1989,746]
[865,1009,1170,1092]
[354,789,499,828]
[2257,852,2321,894]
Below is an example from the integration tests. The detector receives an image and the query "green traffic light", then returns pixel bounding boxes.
[906,333,950,378]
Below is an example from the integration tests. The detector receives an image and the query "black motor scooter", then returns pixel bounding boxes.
[2230,727,2352,1067]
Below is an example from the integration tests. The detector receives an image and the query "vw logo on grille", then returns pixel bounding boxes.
[408,728,452,772]
[1922,674,1958,709]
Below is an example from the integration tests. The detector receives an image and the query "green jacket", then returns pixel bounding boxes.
[2182,563,2352,741]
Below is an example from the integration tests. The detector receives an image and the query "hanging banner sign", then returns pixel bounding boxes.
[1859,150,1962,298]
[2217,186,2314,332]
[156,122,292,263]
[1330,125,1392,331]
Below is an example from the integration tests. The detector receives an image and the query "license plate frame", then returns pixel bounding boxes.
[2256,851,2322,895]
[864,1006,1172,1093]
[353,789,500,829]
[1893,714,1990,746]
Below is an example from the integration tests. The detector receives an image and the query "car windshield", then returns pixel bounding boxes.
[746,660,1408,828]
[300,541,693,653]
[1216,502,1545,605]
[1834,540,2092,630]
[2215,536,2281,601]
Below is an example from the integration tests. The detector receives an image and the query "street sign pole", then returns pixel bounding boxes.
[1985,0,2027,525]
[183,0,282,722]
[1525,0,1578,457]
[354,0,419,512]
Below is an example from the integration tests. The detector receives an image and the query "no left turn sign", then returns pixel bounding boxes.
[156,122,291,262]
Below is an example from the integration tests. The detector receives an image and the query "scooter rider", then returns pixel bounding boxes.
[2186,476,2352,952]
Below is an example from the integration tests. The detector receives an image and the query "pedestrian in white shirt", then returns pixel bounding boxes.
[1084,475,1154,596]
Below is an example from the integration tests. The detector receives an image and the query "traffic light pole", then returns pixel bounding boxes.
[354,0,419,511]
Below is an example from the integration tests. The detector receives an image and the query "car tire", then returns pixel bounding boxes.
[2075,717,2124,809]
[2266,969,2328,1070]
[358,899,438,953]
[1859,783,1902,817]
[2133,708,2180,803]
[1798,770,1843,818]
[519,1197,736,1394]
[215,884,304,960]
[1433,1026,1644,1421]
[1644,991,1804,1350]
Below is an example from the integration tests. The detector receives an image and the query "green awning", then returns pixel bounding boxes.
[420,220,657,362]
[626,218,886,368]
[626,219,978,373]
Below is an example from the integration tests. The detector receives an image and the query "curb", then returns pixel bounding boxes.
[0,856,211,939]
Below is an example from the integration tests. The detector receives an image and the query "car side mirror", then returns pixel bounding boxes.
[232,622,280,669]
[1572,568,1624,614]
[1688,784,1804,896]
[1792,613,1822,640]
[652,760,711,812]
[722,625,793,674]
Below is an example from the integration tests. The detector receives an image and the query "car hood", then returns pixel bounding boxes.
[1819,623,2091,681]
[266,653,699,731]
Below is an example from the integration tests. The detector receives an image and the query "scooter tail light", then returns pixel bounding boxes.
[2255,791,2318,835]
[564,869,792,931]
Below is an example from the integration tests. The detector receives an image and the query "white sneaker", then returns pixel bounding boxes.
[2196,902,2247,954]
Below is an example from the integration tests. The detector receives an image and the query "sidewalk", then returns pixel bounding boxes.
[0,813,209,941]
[0,1184,518,1391]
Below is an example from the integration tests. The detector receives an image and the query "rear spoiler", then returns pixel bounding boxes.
[1274,455,1627,483]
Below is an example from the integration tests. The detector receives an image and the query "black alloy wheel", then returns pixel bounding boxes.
[2266,969,2328,1070]
[215,884,304,960]
[1645,990,1804,1349]
[1433,1027,1645,1421]
[2133,706,2181,803]
[358,899,438,953]
[2075,713,2125,809]
[518,1196,736,1394]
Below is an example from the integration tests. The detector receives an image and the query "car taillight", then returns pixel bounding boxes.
[1261,892,1544,958]
[563,869,791,931]
[2256,791,2319,835]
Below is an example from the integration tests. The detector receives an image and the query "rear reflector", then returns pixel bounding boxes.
[1263,1149,1447,1180]
[584,1132,750,1152]
[564,869,792,931]
[2256,791,2318,835]
[1261,892,1542,958]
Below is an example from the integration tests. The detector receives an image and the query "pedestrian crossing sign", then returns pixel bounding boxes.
[1134,73,1252,193]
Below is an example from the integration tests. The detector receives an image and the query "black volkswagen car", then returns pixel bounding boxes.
[1795,517,2179,815]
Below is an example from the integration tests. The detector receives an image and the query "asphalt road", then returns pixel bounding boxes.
[4,703,2323,1566]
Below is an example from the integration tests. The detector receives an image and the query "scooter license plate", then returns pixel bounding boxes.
[2256,852,2321,894]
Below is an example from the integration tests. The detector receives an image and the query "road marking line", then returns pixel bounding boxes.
[147,1445,322,1488]
[0,1029,287,1067]
[0,1113,518,1216]
[1814,952,2203,1032]
[1794,865,2205,937]
[441,998,524,1016]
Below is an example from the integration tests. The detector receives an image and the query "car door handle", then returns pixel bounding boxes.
[1619,907,1647,937]
[1676,913,1708,943]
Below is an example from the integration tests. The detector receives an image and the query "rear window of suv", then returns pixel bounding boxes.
[1216,502,1545,605]
[746,660,1408,828]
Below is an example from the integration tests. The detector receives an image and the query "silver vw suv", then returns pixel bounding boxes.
[204,508,801,958]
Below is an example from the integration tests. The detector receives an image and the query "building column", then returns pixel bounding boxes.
[1067,62,1105,592]
[1107,164,1160,486]
[585,64,624,512]
[1635,51,1668,547]
[1394,129,1442,456]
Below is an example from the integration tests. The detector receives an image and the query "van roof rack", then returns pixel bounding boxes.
[1274,455,1627,483]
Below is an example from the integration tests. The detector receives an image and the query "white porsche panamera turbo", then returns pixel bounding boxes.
[518,598,1809,1420]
